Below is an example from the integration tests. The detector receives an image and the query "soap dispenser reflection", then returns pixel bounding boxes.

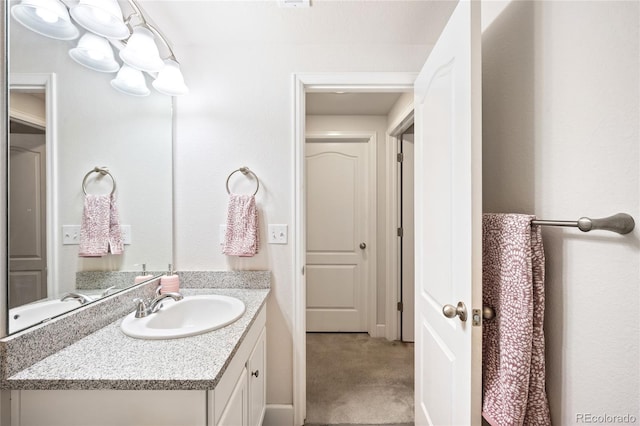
[134,263,154,284]
[160,264,180,294]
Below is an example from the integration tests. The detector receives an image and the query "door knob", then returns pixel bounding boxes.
[359,242,366,249]
[442,301,467,322]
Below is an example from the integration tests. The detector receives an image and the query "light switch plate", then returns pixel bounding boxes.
[120,225,132,245]
[62,225,81,245]
[268,224,288,244]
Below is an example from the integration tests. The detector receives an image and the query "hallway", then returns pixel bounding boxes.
[306,333,414,425]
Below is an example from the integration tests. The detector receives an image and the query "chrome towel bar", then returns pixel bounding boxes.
[82,166,116,195]
[226,166,260,196]
[531,213,634,235]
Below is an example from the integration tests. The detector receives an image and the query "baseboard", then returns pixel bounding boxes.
[375,324,386,338]
[264,404,294,426]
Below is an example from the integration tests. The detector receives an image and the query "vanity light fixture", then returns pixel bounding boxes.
[11,0,189,97]
[11,0,79,40]
[152,58,189,96]
[119,26,164,72]
[69,33,120,73]
[110,64,151,97]
[69,0,129,40]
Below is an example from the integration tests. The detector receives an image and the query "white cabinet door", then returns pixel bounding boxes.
[217,368,248,426]
[211,307,267,426]
[247,328,266,426]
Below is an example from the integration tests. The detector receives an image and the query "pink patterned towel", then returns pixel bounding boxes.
[78,194,124,257]
[222,194,259,257]
[482,214,551,426]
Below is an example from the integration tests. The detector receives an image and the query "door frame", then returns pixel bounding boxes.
[292,72,417,425]
[385,107,414,342]
[305,130,377,334]
[9,73,58,302]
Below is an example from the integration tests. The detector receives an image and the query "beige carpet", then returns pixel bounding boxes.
[306,333,414,425]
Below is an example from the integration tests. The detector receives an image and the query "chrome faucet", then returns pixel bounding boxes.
[60,292,93,304]
[134,292,183,318]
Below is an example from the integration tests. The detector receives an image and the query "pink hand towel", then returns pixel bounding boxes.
[222,194,259,257]
[78,194,124,257]
[482,213,551,426]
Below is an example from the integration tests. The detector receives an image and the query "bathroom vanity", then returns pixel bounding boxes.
[2,280,269,426]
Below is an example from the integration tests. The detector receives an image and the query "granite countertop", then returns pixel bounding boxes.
[6,288,270,390]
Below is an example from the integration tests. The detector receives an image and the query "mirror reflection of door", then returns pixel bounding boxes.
[9,90,47,308]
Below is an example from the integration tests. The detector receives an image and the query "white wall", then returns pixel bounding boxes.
[306,114,389,325]
[482,1,639,423]
[173,42,431,409]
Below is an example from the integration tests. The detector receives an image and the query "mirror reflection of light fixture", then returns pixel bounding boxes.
[110,64,150,97]
[69,33,120,73]
[11,0,80,40]
[153,59,189,96]
[12,0,189,96]
[119,26,164,73]
[69,0,129,40]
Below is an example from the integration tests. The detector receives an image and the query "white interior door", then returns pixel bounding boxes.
[413,0,483,424]
[9,135,47,309]
[306,140,370,332]
[401,130,415,342]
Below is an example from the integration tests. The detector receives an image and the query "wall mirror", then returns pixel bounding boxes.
[5,4,174,335]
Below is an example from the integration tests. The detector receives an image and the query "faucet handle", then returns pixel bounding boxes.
[133,298,149,318]
[151,303,164,314]
[101,286,117,297]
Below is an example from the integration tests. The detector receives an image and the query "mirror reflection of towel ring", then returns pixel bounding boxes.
[226,167,259,196]
[82,167,116,195]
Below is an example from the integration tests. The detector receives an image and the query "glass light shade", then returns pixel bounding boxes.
[152,59,189,96]
[69,33,119,73]
[11,0,79,40]
[70,0,129,40]
[119,26,164,73]
[110,65,150,97]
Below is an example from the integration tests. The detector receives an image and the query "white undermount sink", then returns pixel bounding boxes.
[120,295,246,340]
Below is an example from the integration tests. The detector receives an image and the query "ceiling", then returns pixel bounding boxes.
[138,0,457,47]
[136,1,454,116]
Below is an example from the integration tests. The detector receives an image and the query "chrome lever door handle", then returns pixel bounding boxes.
[442,301,467,322]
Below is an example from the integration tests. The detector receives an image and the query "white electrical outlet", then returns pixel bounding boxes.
[268,224,288,244]
[62,225,132,245]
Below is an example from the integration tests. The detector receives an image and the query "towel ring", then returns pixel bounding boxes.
[82,167,116,195]
[226,167,260,196]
